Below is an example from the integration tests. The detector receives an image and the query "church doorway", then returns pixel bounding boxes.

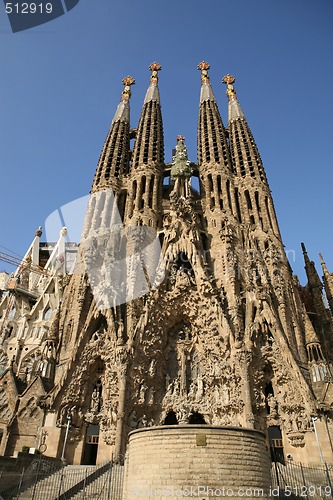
[189,411,206,424]
[82,424,99,465]
[268,426,284,464]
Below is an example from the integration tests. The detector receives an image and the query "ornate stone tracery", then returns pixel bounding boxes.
[0,64,332,467]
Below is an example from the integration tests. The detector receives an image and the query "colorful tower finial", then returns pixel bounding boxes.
[149,62,162,83]
[222,74,236,98]
[171,135,192,179]
[121,76,135,101]
[197,61,210,83]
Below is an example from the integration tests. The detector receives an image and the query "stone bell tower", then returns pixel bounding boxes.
[0,62,332,497]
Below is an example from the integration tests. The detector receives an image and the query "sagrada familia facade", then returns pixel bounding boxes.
[0,62,332,473]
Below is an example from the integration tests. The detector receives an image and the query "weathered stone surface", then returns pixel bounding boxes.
[0,63,332,473]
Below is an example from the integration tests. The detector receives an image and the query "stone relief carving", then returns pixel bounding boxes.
[0,387,11,421]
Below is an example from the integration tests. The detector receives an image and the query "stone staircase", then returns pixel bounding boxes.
[70,464,124,500]
[9,461,124,500]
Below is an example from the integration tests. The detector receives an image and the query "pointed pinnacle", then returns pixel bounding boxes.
[319,253,330,275]
[197,61,210,83]
[301,242,312,267]
[149,62,161,83]
[121,76,135,101]
[222,74,236,98]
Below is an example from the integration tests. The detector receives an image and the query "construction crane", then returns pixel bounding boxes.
[0,250,50,277]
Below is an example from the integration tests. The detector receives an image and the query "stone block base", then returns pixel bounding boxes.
[123,425,272,499]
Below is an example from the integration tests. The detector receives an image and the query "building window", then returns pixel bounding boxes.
[43,308,52,321]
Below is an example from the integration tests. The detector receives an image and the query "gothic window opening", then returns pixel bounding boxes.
[162,172,172,199]
[188,411,206,424]
[163,174,171,186]
[234,188,242,223]
[159,232,165,250]
[240,161,246,177]
[307,343,324,363]
[307,343,328,382]
[8,307,16,321]
[117,191,127,223]
[43,307,52,321]
[164,411,178,425]
[201,232,209,256]
[265,197,274,230]
[143,110,152,164]
[226,179,233,213]
[139,176,146,210]
[209,108,220,163]
[217,175,222,196]
[311,364,327,382]
[255,191,261,215]
[105,135,117,180]
[115,137,125,178]
[18,351,41,383]
[148,175,155,208]
[207,174,213,194]
[190,174,200,196]
[132,180,137,210]
[245,190,252,210]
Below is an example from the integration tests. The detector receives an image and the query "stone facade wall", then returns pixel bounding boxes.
[123,425,272,499]
[0,66,332,468]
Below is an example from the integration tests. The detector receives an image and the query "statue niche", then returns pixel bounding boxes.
[164,323,203,406]
[167,252,196,291]
[85,379,103,425]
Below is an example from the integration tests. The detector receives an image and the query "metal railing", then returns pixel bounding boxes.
[271,460,333,499]
[0,456,124,500]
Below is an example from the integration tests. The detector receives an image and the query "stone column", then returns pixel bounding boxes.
[236,347,255,428]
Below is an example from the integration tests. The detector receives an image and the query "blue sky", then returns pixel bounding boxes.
[0,0,332,284]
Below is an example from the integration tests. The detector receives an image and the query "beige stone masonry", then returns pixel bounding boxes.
[123,425,272,499]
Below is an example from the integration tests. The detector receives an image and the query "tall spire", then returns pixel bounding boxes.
[301,243,323,292]
[198,60,216,103]
[131,62,164,169]
[91,76,135,193]
[320,253,333,313]
[221,73,282,236]
[197,62,231,168]
[301,243,329,323]
[222,74,244,121]
[222,74,267,184]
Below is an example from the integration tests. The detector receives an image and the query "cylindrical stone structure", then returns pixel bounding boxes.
[123,425,272,499]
